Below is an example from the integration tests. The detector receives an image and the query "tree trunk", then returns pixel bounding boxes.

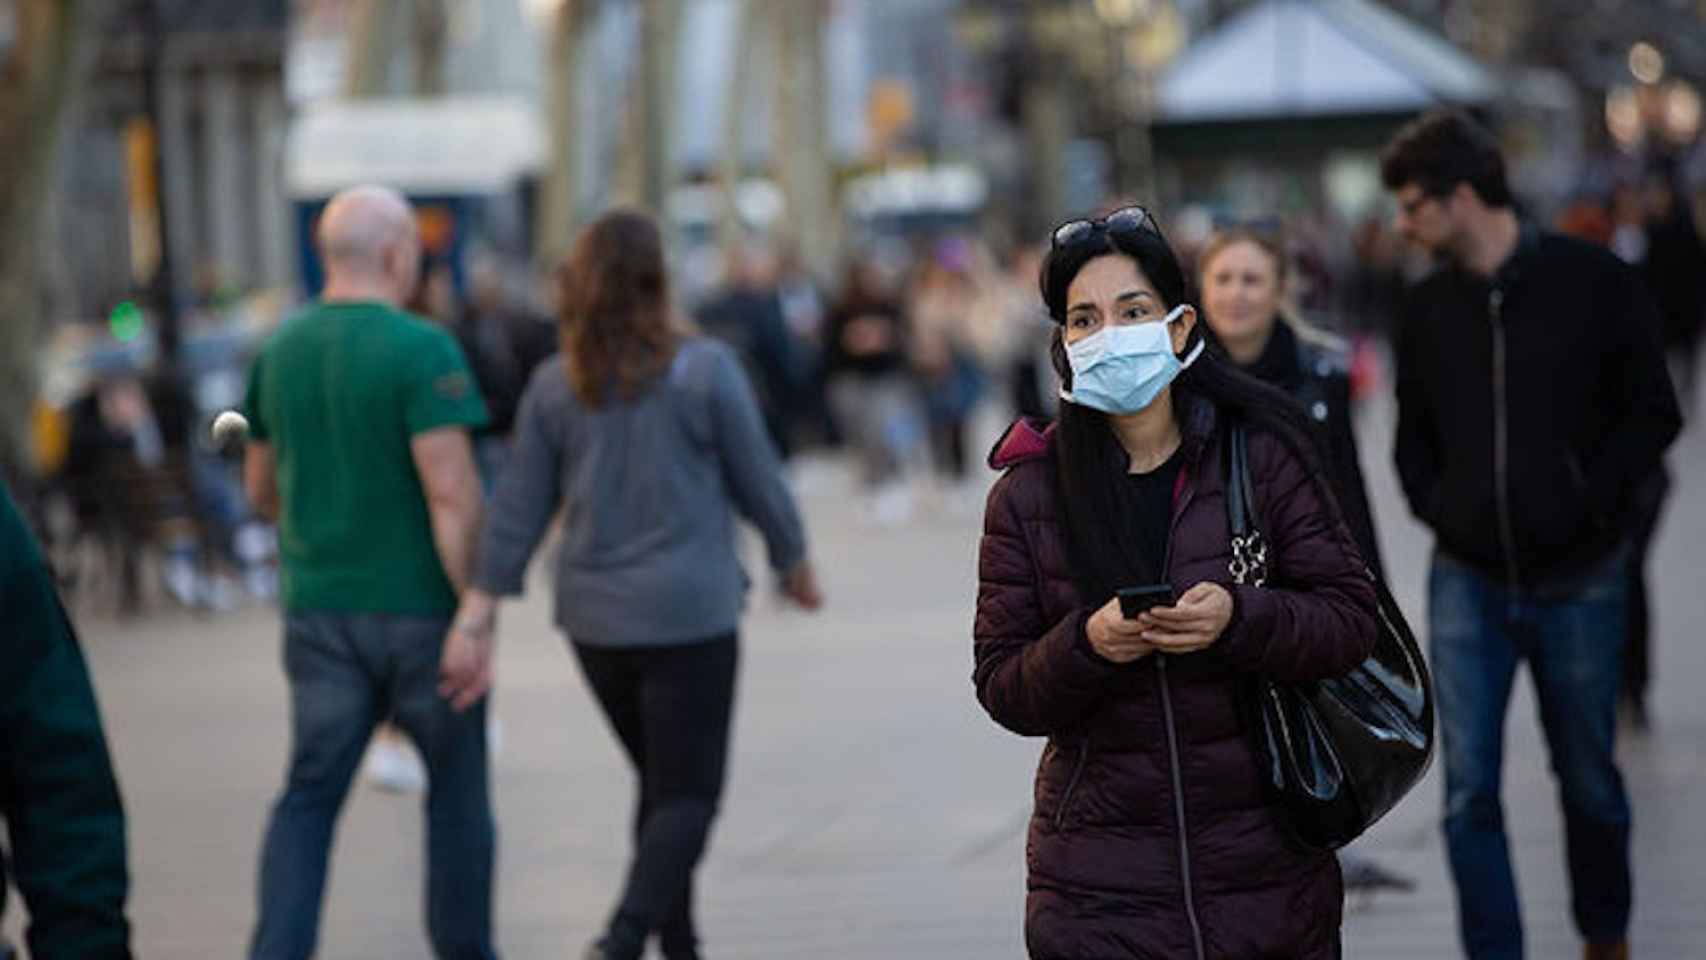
[0,0,105,473]
[774,0,836,282]
[1020,57,1070,233]
[343,0,400,97]
[537,0,589,262]
[639,0,675,212]
[717,0,754,259]
[412,0,450,97]
[614,0,675,212]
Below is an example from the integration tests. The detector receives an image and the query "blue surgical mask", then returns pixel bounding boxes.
[1058,304,1205,415]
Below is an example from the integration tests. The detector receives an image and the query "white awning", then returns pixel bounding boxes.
[1157,0,1495,123]
[284,95,545,198]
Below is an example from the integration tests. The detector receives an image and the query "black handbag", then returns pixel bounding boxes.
[1224,422,1434,850]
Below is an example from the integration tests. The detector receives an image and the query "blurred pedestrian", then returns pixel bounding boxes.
[1621,163,1700,727]
[1197,228,1384,578]
[241,185,496,959]
[59,370,204,613]
[826,257,924,522]
[907,245,986,482]
[0,479,132,959]
[1197,227,1412,897]
[696,243,800,459]
[1382,110,1681,960]
[997,244,1055,421]
[975,206,1379,959]
[453,210,822,960]
[453,255,560,489]
[774,243,838,447]
[1638,163,1706,418]
[1552,183,1679,728]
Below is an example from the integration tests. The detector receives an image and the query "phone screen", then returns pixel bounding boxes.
[1118,585,1176,619]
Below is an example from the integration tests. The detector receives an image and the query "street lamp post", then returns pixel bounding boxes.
[139,0,180,369]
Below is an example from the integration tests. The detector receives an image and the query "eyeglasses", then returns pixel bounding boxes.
[1397,191,1443,218]
[1050,205,1161,250]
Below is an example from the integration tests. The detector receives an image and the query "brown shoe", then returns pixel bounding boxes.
[1583,942,1629,960]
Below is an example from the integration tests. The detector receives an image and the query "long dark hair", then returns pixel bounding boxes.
[1039,219,1335,605]
[558,209,678,407]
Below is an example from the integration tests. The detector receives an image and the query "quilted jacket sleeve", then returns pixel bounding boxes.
[973,468,1121,736]
[1218,431,1378,684]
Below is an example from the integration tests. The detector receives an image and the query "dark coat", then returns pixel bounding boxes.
[973,397,1378,960]
[1239,320,1383,579]
[0,483,131,959]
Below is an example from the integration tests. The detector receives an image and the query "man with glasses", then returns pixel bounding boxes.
[1381,110,1680,960]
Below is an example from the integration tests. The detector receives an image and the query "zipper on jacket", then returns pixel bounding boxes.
[1157,659,1207,960]
[1053,740,1090,830]
[1489,289,1523,590]
[1157,466,1207,960]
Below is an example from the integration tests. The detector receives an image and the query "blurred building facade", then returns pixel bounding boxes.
[38,1,290,322]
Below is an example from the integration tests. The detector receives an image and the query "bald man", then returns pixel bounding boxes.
[241,186,497,959]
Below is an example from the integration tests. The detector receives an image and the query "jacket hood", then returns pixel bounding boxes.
[987,418,1055,469]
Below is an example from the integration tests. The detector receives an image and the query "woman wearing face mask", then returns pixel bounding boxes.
[974,207,1378,959]
[1197,228,1384,579]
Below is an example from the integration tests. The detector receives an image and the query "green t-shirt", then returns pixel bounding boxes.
[244,301,488,615]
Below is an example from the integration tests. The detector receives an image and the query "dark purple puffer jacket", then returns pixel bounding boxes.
[974,398,1378,959]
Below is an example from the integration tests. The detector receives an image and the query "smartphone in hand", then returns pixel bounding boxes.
[1117,585,1176,620]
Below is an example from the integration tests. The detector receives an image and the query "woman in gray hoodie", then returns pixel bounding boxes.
[450,210,822,960]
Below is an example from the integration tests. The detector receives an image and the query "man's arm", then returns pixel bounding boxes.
[0,486,131,957]
[1582,266,1682,520]
[1391,299,1443,529]
[411,426,484,594]
[242,442,280,522]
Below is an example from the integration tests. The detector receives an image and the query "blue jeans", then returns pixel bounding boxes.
[1430,550,1632,959]
[249,612,497,960]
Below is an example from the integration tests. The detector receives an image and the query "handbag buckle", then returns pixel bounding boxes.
[1230,533,1269,588]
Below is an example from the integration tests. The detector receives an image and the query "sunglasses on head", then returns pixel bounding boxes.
[1049,205,1161,250]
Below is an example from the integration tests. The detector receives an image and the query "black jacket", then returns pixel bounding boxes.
[1393,228,1682,588]
[1239,319,1384,580]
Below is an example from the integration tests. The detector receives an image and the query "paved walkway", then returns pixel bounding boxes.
[11,394,1706,957]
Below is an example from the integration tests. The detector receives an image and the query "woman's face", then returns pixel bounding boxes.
[1063,254,1193,353]
[1200,241,1282,345]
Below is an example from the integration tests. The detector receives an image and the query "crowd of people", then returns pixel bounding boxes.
[684,230,1058,524]
[1,106,1699,960]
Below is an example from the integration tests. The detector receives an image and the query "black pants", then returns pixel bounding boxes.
[573,634,738,960]
[1623,469,1671,717]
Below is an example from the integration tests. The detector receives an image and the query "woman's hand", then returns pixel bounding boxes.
[781,560,824,611]
[441,589,498,712]
[1086,597,1155,664]
[1138,582,1234,654]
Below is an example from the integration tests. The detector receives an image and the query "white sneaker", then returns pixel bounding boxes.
[365,737,427,793]
[163,556,201,607]
[865,482,915,528]
[244,565,277,600]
